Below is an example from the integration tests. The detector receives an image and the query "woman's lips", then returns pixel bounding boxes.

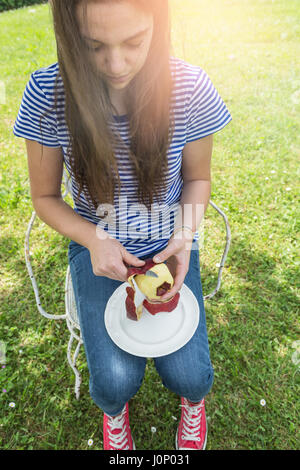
[107,74,129,83]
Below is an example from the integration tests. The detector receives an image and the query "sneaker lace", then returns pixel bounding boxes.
[107,407,129,450]
[180,399,204,442]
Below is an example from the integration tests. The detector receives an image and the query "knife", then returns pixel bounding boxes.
[145,270,159,278]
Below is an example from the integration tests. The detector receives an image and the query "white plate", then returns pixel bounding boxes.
[104,283,200,358]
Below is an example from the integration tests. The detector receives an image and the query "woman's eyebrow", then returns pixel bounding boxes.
[83,27,149,44]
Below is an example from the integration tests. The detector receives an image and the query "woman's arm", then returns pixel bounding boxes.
[173,179,211,236]
[26,139,106,249]
[174,134,213,234]
[25,139,145,280]
[152,134,213,301]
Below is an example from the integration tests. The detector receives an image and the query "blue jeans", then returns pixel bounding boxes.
[68,240,214,417]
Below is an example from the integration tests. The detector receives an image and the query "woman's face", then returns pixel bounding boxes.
[76,1,154,92]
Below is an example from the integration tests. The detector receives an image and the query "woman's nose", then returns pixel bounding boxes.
[105,48,127,76]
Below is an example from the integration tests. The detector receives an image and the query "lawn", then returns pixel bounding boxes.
[0,0,299,450]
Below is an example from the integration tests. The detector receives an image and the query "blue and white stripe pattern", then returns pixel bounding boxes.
[13,56,232,257]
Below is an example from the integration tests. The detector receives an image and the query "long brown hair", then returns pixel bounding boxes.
[46,0,175,212]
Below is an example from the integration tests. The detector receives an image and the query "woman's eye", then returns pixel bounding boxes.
[127,42,143,49]
[85,44,102,52]
[90,42,143,52]
[89,44,103,52]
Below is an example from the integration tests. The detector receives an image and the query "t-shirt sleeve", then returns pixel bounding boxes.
[186,68,232,143]
[13,72,61,148]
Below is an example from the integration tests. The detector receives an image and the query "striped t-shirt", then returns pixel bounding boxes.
[13,56,232,257]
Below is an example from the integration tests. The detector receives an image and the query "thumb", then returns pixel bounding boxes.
[153,246,173,263]
[122,249,145,267]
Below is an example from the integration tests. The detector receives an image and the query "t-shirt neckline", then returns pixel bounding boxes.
[112,114,128,122]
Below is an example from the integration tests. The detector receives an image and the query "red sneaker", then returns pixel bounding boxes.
[103,403,135,450]
[175,397,207,450]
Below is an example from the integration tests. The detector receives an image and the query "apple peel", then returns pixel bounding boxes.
[126,258,180,321]
[143,293,180,315]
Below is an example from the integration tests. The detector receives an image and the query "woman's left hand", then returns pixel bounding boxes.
[152,233,194,302]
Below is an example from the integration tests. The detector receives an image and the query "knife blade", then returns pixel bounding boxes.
[145,270,159,278]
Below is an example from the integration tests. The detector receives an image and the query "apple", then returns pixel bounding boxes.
[134,263,174,301]
[126,259,180,321]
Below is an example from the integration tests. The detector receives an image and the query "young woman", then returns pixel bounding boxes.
[13,0,232,450]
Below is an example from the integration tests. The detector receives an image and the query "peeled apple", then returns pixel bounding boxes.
[126,259,180,321]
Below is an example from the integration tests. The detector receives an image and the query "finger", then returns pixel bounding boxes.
[102,265,123,281]
[159,283,181,302]
[122,249,145,267]
[159,268,186,301]
[111,266,129,282]
[118,258,140,281]
[153,244,176,263]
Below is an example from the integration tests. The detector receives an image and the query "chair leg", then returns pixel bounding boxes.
[67,326,82,400]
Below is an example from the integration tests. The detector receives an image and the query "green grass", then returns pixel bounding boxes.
[0,0,299,450]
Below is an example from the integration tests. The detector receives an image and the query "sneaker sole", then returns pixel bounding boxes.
[175,425,208,450]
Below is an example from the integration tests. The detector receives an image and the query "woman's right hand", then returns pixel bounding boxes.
[87,231,145,282]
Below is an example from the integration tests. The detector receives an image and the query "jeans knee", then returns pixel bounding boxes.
[164,366,214,401]
[187,366,214,400]
[89,367,143,415]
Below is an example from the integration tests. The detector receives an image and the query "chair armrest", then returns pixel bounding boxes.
[25,210,67,320]
[203,200,231,300]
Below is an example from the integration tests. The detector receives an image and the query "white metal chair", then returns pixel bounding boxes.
[25,168,231,400]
